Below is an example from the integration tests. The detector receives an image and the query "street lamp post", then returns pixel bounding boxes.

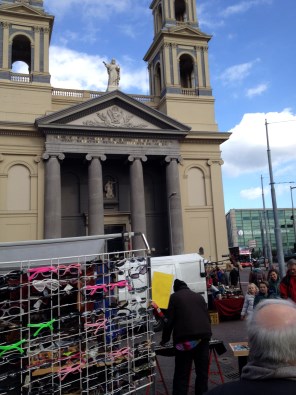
[265,119,285,277]
[290,186,296,250]
[261,175,273,267]
[168,192,177,255]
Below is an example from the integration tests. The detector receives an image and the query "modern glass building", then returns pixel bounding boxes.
[226,208,296,256]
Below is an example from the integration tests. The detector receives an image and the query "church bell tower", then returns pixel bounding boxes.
[0,0,54,83]
[144,0,217,131]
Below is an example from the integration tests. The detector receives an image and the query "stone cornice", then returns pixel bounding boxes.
[183,132,231,145]
[0,130,41,137]
[40,125,187,140]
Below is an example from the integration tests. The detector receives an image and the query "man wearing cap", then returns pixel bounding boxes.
[160,279,212,395]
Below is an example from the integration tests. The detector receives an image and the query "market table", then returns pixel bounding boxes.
[214,296,244,318]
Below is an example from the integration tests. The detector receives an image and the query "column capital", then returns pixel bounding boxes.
[165,155,183,164]
[42,153,65,161]
[128,155,147,163]
[207,159,224,166]
[34,155,41,163]
[1,21,9,29]
[86,154,107,162]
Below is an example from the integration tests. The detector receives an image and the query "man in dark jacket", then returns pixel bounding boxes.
[160,279,212,395]
[205,299,296,395]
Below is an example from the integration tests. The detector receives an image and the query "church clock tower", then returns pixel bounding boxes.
[144,0,217,132]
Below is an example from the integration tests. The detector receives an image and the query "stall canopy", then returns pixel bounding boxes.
[0,235,107,265]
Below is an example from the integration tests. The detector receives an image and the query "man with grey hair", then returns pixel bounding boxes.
[205,299,296,394]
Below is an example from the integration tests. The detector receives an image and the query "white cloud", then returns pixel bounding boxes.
[240,186,271,200]
[220,59,260,85]
[221,0,273,18]
[197,3,225,30]
[246,83,268,98]
[239,183,293,203]
[221,109,296,178]
[198,0,272,30]
[49,46,149,93]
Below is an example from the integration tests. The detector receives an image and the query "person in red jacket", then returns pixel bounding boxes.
[280,259,296,302]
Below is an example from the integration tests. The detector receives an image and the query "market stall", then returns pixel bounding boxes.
[214,296,244,318]
[0,234,155,395]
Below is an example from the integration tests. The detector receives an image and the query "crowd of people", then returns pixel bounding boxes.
[240,258,296,320]
[160,258,296,395]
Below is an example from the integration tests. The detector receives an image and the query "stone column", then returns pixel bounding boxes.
[195,46,203,88]
[171,43,178,86]
[86,154,106,236]
[165,156,184,255]
[128,155,147,251]
[43,27,50,74]
[203,46,210,87]
[42,153,65,239]
[2,22,9,69]
[33,26,40,72]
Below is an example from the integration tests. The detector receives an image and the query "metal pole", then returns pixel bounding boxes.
[291,186,296,250]
[261,175,273,266]
[265,119,285,277]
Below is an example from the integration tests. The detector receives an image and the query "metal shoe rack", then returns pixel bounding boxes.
[0,239,155,394]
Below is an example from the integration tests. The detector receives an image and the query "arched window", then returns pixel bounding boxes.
[175,0,186,22]
[179,54,194,88]
[11,35,31,72]
[155,63,162,96]
[187,167,206,206]
[7,165,31,210]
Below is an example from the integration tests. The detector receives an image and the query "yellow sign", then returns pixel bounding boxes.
[152,272,174,309]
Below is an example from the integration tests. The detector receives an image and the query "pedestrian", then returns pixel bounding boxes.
[160,279,212,395]
[229,263,240,287]
[253,281,271,307]
[249,260,266,287]
[216,267,227,285]
[240,283,258,320]
[205,299,296,395]
[267,269,280,298]
[264,258,269,271]
[280,259,296,302]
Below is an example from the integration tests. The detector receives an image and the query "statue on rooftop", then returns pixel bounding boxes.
[103,59,120,92]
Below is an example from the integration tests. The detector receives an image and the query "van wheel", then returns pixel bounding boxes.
[153,315,164,332]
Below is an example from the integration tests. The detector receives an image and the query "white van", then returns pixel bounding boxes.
[150,253,207,302]
[117,253,207,331]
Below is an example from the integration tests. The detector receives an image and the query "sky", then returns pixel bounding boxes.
[22,0,296,213]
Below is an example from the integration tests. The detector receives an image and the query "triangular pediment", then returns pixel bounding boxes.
[36,90,190,138]
[167,25,212,40]
[0,3,46,16]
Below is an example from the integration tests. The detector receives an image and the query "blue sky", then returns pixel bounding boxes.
[39,0,296,213]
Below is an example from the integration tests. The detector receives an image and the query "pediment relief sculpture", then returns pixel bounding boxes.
[82,106,149,129]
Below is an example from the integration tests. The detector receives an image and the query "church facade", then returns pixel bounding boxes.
[0,0,230,260]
